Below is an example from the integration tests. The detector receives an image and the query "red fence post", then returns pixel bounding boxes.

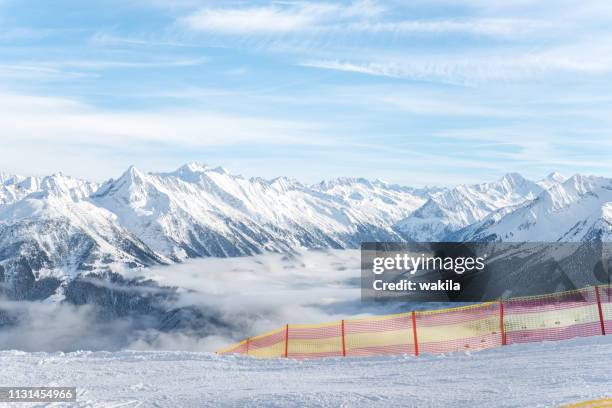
[500,301,507,345]
[341,320,346,357]
[411,311,419,357]
[595,286,606,336]
[284,324,289,358]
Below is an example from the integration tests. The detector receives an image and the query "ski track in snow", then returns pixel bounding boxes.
[0,335,610,407]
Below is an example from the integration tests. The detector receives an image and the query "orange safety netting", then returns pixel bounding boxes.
[216,284,611,359]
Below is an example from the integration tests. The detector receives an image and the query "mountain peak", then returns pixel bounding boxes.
[126,165,138,175]
[500,172,528,186]
[546,171,566,183]
[211,166,229,175]
[3,164,612,289]
[317,177,374,190]
[169,162,209,182]
[487,172,541,198]
[0,172,20,185]
[178,162,208,173]
[562,173,609,194]
[117,165,147,185]
[536,171,567,190]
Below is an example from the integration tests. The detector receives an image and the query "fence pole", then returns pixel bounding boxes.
[284,324,289,358]
[246,338,250,355]
[341,320,346,357]
[500,301,507,345]
[411,311,419,357]
[595,286,606,336]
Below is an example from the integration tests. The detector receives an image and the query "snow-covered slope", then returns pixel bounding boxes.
[1,335,610,407]
[536,171,567,190]
[0,173,98,206]
[91,164,428,260]
[314,177,438,226]
[0,190,168,299]
[0,164,430,295]
[394,173,544,241]
[1,165,609,297]
[454,174,612,242]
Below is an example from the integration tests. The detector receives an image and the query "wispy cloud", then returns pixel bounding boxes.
[178,0,385,34]
[179,1,547,38]
[0,89,323,148]
[0,27,57,40]
[89,32,192,48]
[377,95,520,117]
[12,57,208,71]
[300,38,612,84]
[0,64,93,80]
[0,88,333,180]
[300,60,402,78]
[1,0,612,184]
[180,3,342,34]
[342,18,550,37]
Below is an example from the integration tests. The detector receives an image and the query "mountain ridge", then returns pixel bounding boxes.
[1,164,610,299]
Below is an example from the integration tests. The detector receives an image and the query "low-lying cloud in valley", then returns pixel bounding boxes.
[0,249,403,352]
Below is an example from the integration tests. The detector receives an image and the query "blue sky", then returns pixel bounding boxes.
[1,0,612,186]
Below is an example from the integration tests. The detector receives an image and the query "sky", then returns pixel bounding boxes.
[1,0,612,186]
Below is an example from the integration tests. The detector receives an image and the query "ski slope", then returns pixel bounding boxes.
[0,335,610,407]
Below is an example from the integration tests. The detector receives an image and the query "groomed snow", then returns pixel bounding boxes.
[1,335,610,407]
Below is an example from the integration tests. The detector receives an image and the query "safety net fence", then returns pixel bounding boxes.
[217,285,611,359]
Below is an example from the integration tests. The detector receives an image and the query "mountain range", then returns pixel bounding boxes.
[1,164,611,298]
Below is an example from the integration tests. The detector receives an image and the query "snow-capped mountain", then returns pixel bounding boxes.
[0,188,168,299]
[0,164,430,295]
[0,164,610,300]
[536,171,567,190]
[393,173,546,241]
[453,174,612,242]
[0,172,98,206]
[91,164,430,260]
